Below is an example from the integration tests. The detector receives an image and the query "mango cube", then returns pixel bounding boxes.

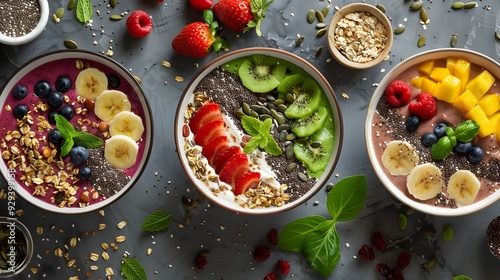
[465,105,494,137]
[466,70,495,99]
[434,75,462,103]
[454,58,471,92]
[446,57,457,75]
[478,94,500,116]
[488,112,500,136]
[417,60,435,76]
[421,77,438,95]
[430,67,451,82]
[411,76,425,88]
[453,90,478,114]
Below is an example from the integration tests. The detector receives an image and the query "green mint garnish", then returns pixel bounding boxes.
[141,209,172,232]
[55,115,104,157]
[121,257,147,280]
[76,0,93,23]
[278,175,367,277]
[430,120,479,160]
[241,115,282,156]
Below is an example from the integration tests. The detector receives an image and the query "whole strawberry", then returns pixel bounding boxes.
[172,10,227,58]
[213,0,273,36]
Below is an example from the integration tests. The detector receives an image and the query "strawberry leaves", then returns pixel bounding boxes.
[245,0,274,36]
[241,115,282,156]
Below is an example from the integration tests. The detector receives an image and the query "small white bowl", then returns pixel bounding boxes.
[365,48,500,216]
[0,0,49,45]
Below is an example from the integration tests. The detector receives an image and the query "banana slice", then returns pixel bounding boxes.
[75,67,108,100]
[104,135,139,169]
[381,140,419,176]
[94,90,132,122]
[109,111,144,141]
[447,170,480,205]
[407,163,443,200]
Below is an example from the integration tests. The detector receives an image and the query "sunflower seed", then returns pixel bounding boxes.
[285,163,297,173]
[451,2,464,9]
[450,34,458,47]
[64,39,78,49]
[315,10,324,22]
[110,14,123,21]
[376,4,386,13]
[68,0,76,10]
[56,8,64,18]
[394,26,406,35]
[419,8,428,23]
[307,9,315,24]
[321,5,330,18]
[409,2,423,11]
[464,2,477,9]
[417,35,426,47]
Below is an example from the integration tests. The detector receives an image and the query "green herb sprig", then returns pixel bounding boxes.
[141,209,172,232]
[55,114,104,157]
[278,175,367,277]
[76,0,93,23]
[241,115,282,156]
[430,120,479,160]
[121,257,147,280]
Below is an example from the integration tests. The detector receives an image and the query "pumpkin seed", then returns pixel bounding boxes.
[450,34,458,47]
[316,28,327,37]
[451,2,464,9]
[56,8,64,18]
[266,102,277,110]
[285,133,297,141]
[409,2,423,11]
[321,5,330,18]
[315,46,323,57]
[495,30,500,41]
[464,2,477,9]
[376,4,386,13]
[110,14,123,21]
[110,0,117,8]
[307,9,315,24]
[242,102,252,115]
[270,109,286,124]
[68,0,76,10]
[274,99,285,106]
[285,145,294,159]
[249,110,259,119]
[419,8,428,23]
[266,95,275,102]
[64,39,78,49]
[394,26,406,35]
[295,36,304,46]
[276,104,287,113]
[297,172,308,182]
[260,114,272,121]
[315,10,324,22]
[235,108,245,119]
[285,163,297,173]
[421,257,438,271]
[277,123,289,132]
[279,130,288,141]
[316,23,327,29]
[417,35,426,47]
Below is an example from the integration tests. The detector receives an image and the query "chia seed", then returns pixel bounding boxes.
[87,148,130,199]
[0,0,41,37]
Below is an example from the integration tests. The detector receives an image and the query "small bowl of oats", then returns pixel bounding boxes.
[327,3,393,69]
[0,0,49,45]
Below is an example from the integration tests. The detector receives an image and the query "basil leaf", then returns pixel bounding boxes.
[431,136,453,160]
[72,131,104,148]
[121,257,147,280]
[327,175,367,222]
[455,120,480,142]
[142,209,171,232]
[60,138,74,157]
[302,224,340,277]
[445,126,455,137]
[278,215,327,252]
[76,0,93,23]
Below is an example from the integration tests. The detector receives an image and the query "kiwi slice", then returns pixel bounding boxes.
[238,55,287,93]
[284,78,322,119]
[293,126,334,177]
[277,74,305,101]
[290,106,328,137]
[221,57,246,73]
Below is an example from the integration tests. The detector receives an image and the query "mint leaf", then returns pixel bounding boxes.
[55,114,75,138]
[241,115,261,136]
[278,216,327,252]
[261,118,273,133]
[302,223,340,277]
[431,136,453,160]
[60,138,74,157]
[121,257,147,280]
[328,175,367,222]
[243,136,261,154]
[142,209,171,232]
[72,131,104,148]
[240,115,282,155]
[455,120,480,142]
[264,135,282,156]
[76,0,93,23]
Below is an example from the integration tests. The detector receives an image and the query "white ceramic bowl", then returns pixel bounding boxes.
[175,47,343,215]
[0,50,153,214]
[365,48,500,216]
[0,0,49,45]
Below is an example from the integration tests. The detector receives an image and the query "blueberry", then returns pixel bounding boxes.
[34,80,51,99]
[405,115,420,132]
[59,105,75,120]
[433,122,447,138]
[108,74,120,88]
[48,129,64,145]
[12,85,28,99]
[13,104,29,119]
[48,110,58,124]
[454,141,472,154]
[77,166,92,180]
[69,146,89,165]
[466,146,484,164]
[421,133,437,147]
[55,76,71,93]
[47,91,64,108]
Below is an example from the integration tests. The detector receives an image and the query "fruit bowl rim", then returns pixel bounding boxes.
[0,0,49,46]
[0,49,154,214]
[365,47,500,216]
[174,47,344,215]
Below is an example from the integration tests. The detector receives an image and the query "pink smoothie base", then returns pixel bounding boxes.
[365,48,500,216]
[0,50,152,214]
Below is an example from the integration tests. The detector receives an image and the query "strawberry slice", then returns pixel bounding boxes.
[213,145,242,173]
[218,153,249,186]
[233,171,261,195]
[193,120,226,146]
[189,102,223,134]
[201,135,229,166]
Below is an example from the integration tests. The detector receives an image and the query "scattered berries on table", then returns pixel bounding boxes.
[404,115,420,132]
[376,263,391,277]
[275,259,290,275]
[193,255,207,270]
[190,0,213,10]
[267,228,279,246]
[213,0,273,36]
[358,244,375,261]
[372,231,387,252]
[408,92,437,120]
[126,10,153,38]
[384,80,411,107]
[387,268,405,280]
[263,272,279,280]
[253,245,271,261]
[396,251,411,269]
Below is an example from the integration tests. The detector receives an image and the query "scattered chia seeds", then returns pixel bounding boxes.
[0,0,41,37]
[87,148,130,199]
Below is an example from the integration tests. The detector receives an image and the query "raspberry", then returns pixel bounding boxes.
[193,255,207,270]
[253,245,271,261]
[268,228,279,246]
[385,80,411,107]
[408,92,437,120]
[396,251,411,269]
[372,231,387,252]
[263,272,279,280]
[387,269,405,280]
[275,260,290,275]
[126,10,153,38]
[376,263,391,277]
[358,244,375,261]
